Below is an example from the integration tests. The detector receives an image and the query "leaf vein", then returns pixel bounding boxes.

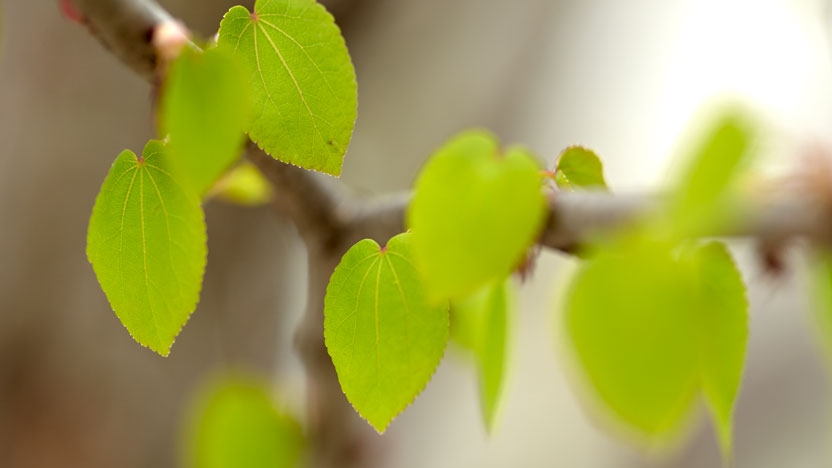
[257,18,336,96]
[344,256,382,378]
[255,21,332,167]
[139,170,165,349]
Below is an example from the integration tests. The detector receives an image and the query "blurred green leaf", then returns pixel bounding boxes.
[564,237,748,454]
[160,45,250,196]
[407,130,547,302]
[565,236,699,440]
[807,241,832,456]
[810,250,832,362]
[553,146,608,190]
[217,0,357,176]
[685,242,748,457]
[209,161,273,206]
[668,111,753,236]
[86,140,206,356]
[186,376,304,468]
[451,278,512,432]
[324,233,449,432]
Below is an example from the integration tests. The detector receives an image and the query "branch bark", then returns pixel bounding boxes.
[68,0,832,466]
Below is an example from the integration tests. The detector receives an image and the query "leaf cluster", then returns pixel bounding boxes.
[79,0,832,464]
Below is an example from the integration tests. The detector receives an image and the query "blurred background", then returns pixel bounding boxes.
[1,0,832,467]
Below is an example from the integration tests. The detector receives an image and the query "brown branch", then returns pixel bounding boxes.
[245,142,351,247]
[72,0,173,80]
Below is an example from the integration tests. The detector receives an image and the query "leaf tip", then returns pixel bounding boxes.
[369,418,390,434]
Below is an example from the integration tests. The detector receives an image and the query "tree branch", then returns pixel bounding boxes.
[72,0,172,80]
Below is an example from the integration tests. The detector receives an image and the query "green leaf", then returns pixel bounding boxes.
[812,249,832,336]
[553,146,608,190]
[185,376,304,468]
[811,250,832,361]
[564,237,699,441]
[563,236,748,454]
[160,45,250,196]
[324,233,449,432]
[686,242,748,457]
[86,140,206,356]
[450,279,512,432]
[407,130,547,302]
[668,111,754,235]
[209,161,273,206]
[217,0,358,176]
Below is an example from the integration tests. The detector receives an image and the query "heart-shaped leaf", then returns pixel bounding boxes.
[552,146,607,190]
[324,233,449,432]
[407,130,546,301]
[564,236,747,453]
[87,140,206,356]
[159,45,250,196]
[185,376,305,468]
[218,0,357,176]
[565,237,699,441]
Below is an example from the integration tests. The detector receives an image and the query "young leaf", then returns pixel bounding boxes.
[185,376,305,468]
[324,233,449,432]
[564,236,748,454]
[564,236,699,440]
[87,140,206,356]
[208,161,273,206]
[407,130,547,302]
[686,242,748,457]
[450,278,512,432]
[217,0,358,176]
[160,45,250,196]
[668,111,753,235]
[553,146,608,190]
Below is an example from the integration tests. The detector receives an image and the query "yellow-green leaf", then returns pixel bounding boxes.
[810,249,832,387]
[553,146,608,190]
[450,278,512,432]
[324,233,449,432]
[564,237,699,441]
[86,140,206,356]
[209,161,273,206]
[686,242,748,457]
[812,250,832,355]
[407,130,547,302]
[160,45,250,196]
[217,0,358,176]
[563,236,748,455]
[185,376,305,468]
[668,111,754,236]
